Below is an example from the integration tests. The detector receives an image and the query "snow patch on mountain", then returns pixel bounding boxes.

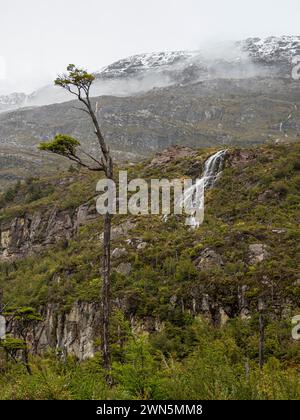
[97,51,199,79]
[0,36,299,113]
[240,36,300,63]
[0,92,27,111]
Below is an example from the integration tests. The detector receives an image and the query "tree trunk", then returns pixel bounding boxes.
[86,101,114,377]
[0,288,3,312]
[22,347,32,375]
[102,211,112,374]
[259,312,265,370]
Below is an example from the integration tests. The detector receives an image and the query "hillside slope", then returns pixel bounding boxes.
[1,76,300,190]
[0,142,299,344]
[0,142,300,399]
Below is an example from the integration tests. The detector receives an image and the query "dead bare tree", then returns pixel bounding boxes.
[39,65,113,375]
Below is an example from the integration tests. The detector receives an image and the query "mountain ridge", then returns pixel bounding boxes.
[1,36,299,113]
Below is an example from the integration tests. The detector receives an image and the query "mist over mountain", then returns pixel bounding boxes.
[1,36,299,113]
[0,35,299,189]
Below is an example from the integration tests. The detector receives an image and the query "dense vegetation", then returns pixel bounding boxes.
[1,318,300,400]
[0,142,299,399]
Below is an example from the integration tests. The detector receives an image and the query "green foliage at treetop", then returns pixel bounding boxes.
[54,64,95,91]
[39,134,80,157]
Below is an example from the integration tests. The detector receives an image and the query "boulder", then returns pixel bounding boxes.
[229,149,256,168]
[248,243,269,264]
[111,248,128,259]
[196,248,224,269]
[137,242,148,250]
[149,146,195,168]
[116,262,132,276]
[257,190,273,202]
[76,203,98,227]
[99,220,135,242]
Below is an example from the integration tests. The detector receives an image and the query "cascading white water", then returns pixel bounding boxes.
[202,149,228,188]
[182,150,227,228]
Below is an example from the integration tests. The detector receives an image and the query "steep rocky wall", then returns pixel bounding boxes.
[33,302,101,360]
[0,203,99,261]
[14,298,241,360]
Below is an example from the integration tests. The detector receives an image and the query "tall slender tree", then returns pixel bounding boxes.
[39,65,113,374]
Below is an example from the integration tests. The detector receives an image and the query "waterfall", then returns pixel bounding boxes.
[202,149,228,188]
[182,150,227,228]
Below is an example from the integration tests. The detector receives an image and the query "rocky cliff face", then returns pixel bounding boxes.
[0,205,97,261]
[0,210,74,260]
[10,279,252,360]
[0,201,139,261]
[32,302,100,360]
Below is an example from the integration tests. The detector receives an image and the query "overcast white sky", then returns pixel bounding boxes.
[0,0,299,94]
